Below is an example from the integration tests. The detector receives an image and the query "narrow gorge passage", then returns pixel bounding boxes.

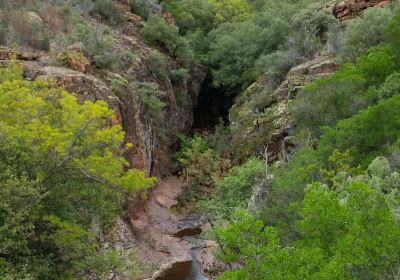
[125,176,211,280]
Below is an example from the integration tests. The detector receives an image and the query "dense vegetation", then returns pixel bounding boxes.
[0,59,155,279]
[1,0,400,279]
[171,1,400,279]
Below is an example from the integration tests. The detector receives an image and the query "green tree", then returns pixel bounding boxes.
[143,15,193,63]
[0,63,155,278]
[198,158,264,220]
[318,94,400,166]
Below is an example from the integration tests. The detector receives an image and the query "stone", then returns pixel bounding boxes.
[330,0,390,20]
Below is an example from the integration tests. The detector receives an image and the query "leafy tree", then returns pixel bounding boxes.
[356,46,396,87]
[198,158,264,220]
[216,175,400,279]
[318,94,400,167]
[143,15,193,63]
[210,0,252,23]
[0,63,155,279]
[378,72,400,99]
[260,147,323,244]
[175,135,227,203]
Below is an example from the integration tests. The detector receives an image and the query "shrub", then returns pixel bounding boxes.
[170,67,189,84]
[143,15,193,63]
[341,7,394,62]
[0,62,155,278]
[175,135,226,203]
[129,0,160,19]
[74,21,116,68]
[356,46,396,86]
[8,11,50,50]
[318,94,400,167]
[91,0,124,26]
[146,50,168,79]
[197,157,264,220]
[378,72,400,99]
[134,81,166,127]
[291,64,367,137]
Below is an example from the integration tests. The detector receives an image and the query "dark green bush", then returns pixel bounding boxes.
[143,15,193,63]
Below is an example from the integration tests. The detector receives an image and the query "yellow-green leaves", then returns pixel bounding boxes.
[0,62,155,196]
[209,0,252,23]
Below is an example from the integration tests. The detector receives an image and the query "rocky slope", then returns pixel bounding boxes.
[229,54,338,162]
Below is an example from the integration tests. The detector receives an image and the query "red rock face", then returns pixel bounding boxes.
[331,0,390,20]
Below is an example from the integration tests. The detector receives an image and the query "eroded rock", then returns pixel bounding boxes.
[330,0,390,20]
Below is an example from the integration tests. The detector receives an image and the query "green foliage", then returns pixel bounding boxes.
[208,1,336,90]
[385,9,400,62]
[146,50,168,79]
[260,147,323,244]
[378,72,400,99]
[216,171,400,279]
[170,67,189,84]
[129,0,159,19]
[164,0,215,34]
[356,46,396,86]
[198,158,264,220]
[74,21,116,68]
[0,55,23,83]
[134,81,166,128]
[209,0,252,23]
[341,7,394,62]
[175,135,227,203]
[319,95,400,167]
[0,63,155,278]
[143,15,193,63]
[91,0,124,25]
[321,149,363,187]
[292,45,399,138]
[291,64,367,137]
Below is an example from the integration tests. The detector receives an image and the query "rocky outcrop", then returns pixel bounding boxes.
[0,22,205,177]
[330,0,390,20]
[113,177,207,279]
[229,55,338,162]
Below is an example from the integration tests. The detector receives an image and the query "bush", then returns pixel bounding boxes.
[0,62,155,278]
[378,72,400,99]
[91,0,124,26]
[175,135,227,203]
[134,81,166,127]
[170,67,189,84]
[143,15,193,63]
[198,157,264,220]
[146,50,168,79]
[74,21,116,68]
[318,94,400,167]
[164,0,215,34]
[341,7,394,62]
[129,0,160,19]
[291,64,367,137]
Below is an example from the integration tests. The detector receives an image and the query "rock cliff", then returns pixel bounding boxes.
[229,55,338,162]
[330,0,390,20]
